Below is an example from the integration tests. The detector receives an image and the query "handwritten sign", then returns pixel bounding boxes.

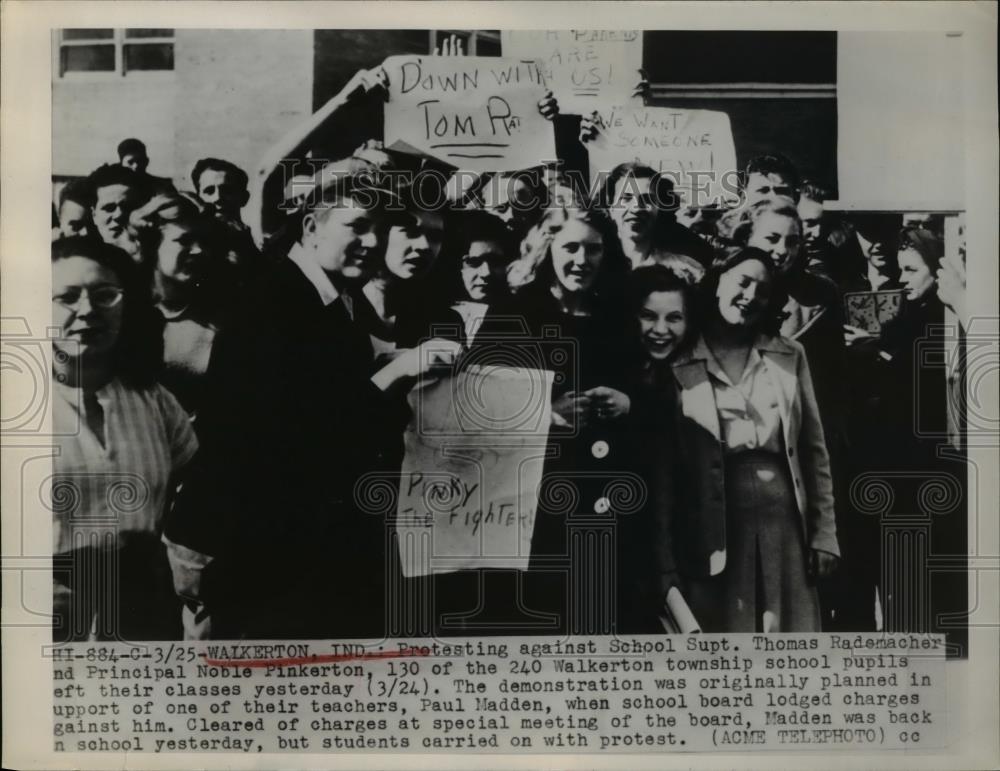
[383,55,555,173]
[844,290,904,335]
[501,30,642,114]
[587,105,738,206]
[396,365,553,578]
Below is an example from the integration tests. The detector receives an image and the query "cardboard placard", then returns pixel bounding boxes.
[587,105,738,206]
[383,55,556,173]
[501,30,643,115]
[396,365,553,577]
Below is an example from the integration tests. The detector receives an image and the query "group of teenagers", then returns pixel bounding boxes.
[51,87,967,643]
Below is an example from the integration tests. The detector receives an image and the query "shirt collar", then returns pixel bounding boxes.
[287,243,340,307]
[53,375,120,406]
[698,338,765,388]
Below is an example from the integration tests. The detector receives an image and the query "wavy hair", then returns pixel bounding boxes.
[699,246,785,337]
[506,206,630,299]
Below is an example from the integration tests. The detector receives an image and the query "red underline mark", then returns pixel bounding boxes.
[201,650,431,668]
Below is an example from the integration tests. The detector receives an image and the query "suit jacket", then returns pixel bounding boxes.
[164,256,407,638]
[670,334,839,578]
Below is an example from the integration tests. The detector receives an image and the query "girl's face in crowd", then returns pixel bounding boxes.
[638,290,688,361]
[384,211,444,281]
[304,197,379,282]
[461,239,507,302]
[52,256,124,360]
[611,176,656,242]
[897,247,936,301]
[156,222,207,286]
[550,219,604,295]
[748,211,802,273]
[716,258,772,328]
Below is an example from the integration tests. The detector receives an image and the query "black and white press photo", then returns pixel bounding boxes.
[1,2,997,769]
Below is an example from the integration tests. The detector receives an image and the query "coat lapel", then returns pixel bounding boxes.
[757,335,797,449]
[671,345,721,442]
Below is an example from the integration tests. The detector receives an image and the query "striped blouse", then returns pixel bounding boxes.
[52,377,198,555]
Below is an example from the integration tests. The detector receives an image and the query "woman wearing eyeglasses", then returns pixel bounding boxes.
[51,236,198,641]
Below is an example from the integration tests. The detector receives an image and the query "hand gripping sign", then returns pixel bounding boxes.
[501,30,643,115]
[588,105,738,207]
[395,364,554,578]
[383,55,556,173]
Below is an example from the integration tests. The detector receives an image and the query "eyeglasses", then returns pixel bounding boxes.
[52,286,124,310]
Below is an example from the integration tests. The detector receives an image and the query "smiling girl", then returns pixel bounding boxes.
[669,247,840,633]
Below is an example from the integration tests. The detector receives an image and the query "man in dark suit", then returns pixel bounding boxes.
[163,169,460,639]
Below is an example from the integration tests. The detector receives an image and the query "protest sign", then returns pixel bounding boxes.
[501,30,642,114]
[587,105,738,206]
[844,289,905,335]
[383,55,556,173]
[396,365,554,578]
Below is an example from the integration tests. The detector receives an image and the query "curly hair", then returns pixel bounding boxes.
[52,236,163,388]
[699,246,785,337]
[506,206,630,298]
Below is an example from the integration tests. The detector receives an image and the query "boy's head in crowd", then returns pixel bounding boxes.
[117,138,149,175]
[602,163,679,254]
[479,170,548,236]
[744,154,799,207]
[87,164,149,254]
[57,179,96,239]
[797,180,827,251]
[192,158,250,221]
[296,173,383,285]
[853,214,901,274]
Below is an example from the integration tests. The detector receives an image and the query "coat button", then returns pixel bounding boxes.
[591,440,610,459]
[593,496,611,514]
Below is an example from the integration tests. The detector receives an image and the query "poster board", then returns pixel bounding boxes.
[586,105,738,206]
[395,364,554,577]
[500,30,642,114]
[383,54,556,172]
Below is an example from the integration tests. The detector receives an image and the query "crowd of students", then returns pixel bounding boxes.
[52,91,967,643]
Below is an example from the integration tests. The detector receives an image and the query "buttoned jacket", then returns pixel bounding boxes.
[669,334,840,577]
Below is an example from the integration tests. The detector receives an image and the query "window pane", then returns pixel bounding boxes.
[643,31,837,84]
[62,28,114,41]
[474,32,501,57]
[125,28,174,39]
[61,45,115,72]
[124,43,174,71]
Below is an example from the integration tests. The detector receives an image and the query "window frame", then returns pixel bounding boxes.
[427,30,501,56]
[53,28,176,81]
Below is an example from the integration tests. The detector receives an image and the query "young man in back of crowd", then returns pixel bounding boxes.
[191,157,261,272]
[86,163,151,258]
[116,138,175,196]
[743,153,800,207]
